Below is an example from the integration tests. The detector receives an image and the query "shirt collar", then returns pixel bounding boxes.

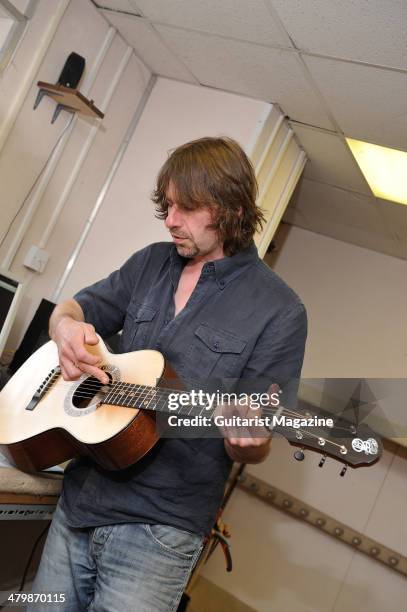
[169,245,185,288]
[169,242,259,290]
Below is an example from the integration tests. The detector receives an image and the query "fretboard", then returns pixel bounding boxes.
[103,382,215,418]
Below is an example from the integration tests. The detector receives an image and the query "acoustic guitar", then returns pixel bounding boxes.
[0,337,382,473]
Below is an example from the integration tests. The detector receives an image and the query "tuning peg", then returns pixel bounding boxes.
[294,448,305,461]
[340,465,348,477]
[318,455,326,468]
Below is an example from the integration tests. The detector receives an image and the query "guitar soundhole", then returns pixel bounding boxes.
[64,364,119,417]
[72,374,112,409]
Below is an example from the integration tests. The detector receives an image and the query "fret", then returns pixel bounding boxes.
[112,382,126,406]
[102,383,219,416]
[156,393,169,413]
[121,383,134,407]
[198,403,210,417]
[105,383,119,405]
[145,387,158,412]
[136,384,148,409]
[130,390,139,408]
[116,384,126,404]
[126,389,136,406]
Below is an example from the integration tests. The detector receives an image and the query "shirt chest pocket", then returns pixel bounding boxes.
[121,302,158,351]
[185,323,247,379]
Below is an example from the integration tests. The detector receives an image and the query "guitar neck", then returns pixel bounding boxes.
[102,381,382,468]
[103,382,215,418]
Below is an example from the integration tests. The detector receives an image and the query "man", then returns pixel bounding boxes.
[30,137,307,611]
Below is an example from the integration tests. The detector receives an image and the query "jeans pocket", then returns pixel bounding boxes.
[144,523,203,560]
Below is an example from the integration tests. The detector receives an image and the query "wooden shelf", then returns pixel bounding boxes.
[35,81,104,122]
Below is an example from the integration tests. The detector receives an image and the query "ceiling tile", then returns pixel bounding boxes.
[331,220,404,260]
[377,198,407,258]
[270,0,407,70]
[377,198,407,237]
[285,213,403,260]
[100,11,196,82]
[284,179,401,258]
[303,56,407,151]
[95,0,141,13]
[155,25,335,129]
[134,0,292,46]
[292,124,372,195]
[9,0,31,13]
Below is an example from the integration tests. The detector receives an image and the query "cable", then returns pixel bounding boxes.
[0,521,50,609]
[0,115,75,251]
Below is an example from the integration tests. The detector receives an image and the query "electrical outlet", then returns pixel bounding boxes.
[23,246,50,273]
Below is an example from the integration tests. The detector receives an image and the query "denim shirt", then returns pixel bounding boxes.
[61,242,307,536]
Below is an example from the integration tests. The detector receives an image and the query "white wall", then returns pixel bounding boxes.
[61,77,270,298]
[0,0,151,355]
[269,225,407,379]
[267,224,407,443]
[0,0,70,152]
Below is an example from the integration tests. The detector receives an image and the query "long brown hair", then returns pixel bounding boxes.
[153,137,265,256]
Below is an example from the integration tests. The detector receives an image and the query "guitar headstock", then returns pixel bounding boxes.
[272,403,382,471]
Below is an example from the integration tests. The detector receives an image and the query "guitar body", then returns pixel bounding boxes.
[0,337,383,474]
[0,338,168,473]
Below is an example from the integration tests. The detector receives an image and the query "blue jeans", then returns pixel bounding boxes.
[28,500,204,611]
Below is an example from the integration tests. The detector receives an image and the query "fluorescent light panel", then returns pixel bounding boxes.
[346,138,407,206]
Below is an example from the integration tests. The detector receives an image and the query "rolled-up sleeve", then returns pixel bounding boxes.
[73,252,140,339]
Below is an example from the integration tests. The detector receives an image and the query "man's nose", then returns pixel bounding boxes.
[165,205,181,228]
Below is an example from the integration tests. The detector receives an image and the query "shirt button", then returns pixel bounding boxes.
[219,280,225,288]
[214,341,220,350]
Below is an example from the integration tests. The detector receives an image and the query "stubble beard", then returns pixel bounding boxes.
[175,241,199,259]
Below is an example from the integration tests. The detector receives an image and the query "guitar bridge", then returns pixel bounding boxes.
[25,366,61,411]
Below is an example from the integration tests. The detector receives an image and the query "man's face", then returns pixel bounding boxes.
[164,182,224,261]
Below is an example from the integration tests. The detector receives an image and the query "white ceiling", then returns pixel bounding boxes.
[94,0,407,260]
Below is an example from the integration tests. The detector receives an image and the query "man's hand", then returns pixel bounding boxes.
[49,300,108,384]
[215,396,272,464]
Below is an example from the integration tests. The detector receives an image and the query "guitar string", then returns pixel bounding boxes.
[34,373,370,449]
[24,382,358,457]
[49,378,294,409]
[43,378,349,428]
[37,381,353,452]
[45,381,305,418]
[54,389,306,420]
[50,377,300,413]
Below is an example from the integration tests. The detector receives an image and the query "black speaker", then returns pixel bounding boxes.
[9,299,56,374]
[58,52,86,89]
